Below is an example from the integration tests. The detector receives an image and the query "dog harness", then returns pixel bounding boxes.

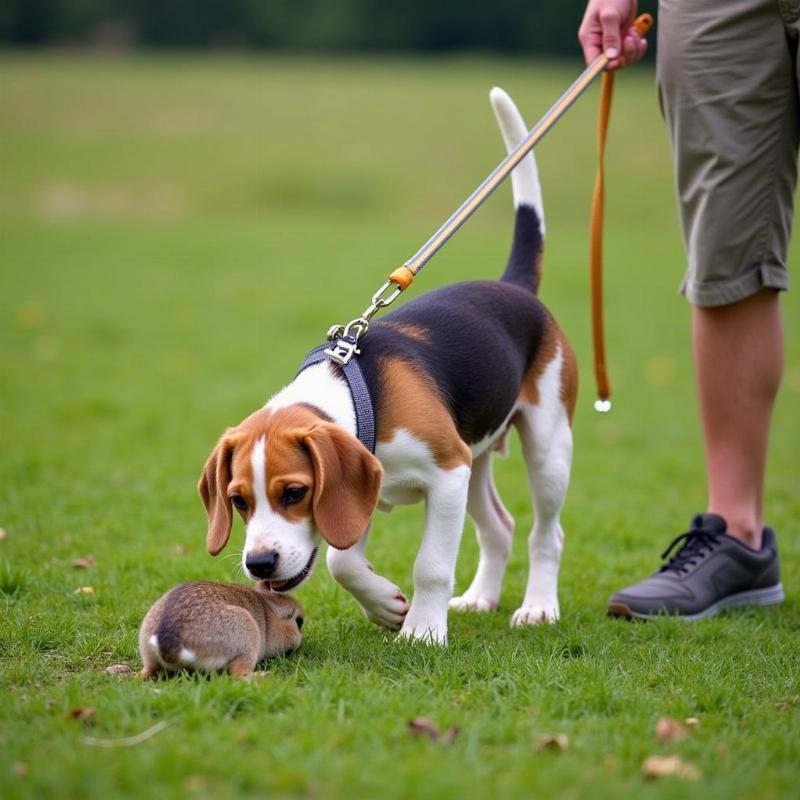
[296,343,376,454]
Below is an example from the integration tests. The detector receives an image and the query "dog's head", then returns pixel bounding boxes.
[199,404,382,590]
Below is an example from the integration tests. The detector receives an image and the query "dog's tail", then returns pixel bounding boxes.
[490,87,545,294]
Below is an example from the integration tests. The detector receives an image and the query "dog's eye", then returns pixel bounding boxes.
[230,495,248,511]
[282,486,307,507]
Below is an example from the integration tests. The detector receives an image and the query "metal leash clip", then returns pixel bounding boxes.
[324,279,404,365]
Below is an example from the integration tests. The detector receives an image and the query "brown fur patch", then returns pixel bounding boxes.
[377,357,471,470]
[518,316,578,422]
[556,330,578,422]
[381,321,432,344]
[226,405,323,523]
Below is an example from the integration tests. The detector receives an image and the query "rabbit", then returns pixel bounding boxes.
[139,581,303,678]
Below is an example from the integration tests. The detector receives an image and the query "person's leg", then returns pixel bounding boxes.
[606,0,794,618]
[693,290,784,549]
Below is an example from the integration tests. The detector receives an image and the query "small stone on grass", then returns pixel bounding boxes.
[407,717,460,744]
[655,716,689,743]
[535,733,569,752]
[642,754,701,781]
[106,664,133,676]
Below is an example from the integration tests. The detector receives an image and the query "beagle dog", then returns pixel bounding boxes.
[199,88,577,644]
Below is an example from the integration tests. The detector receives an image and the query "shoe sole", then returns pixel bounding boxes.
[607,583,785,621]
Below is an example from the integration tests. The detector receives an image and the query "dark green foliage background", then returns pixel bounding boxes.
[2,0,658,54]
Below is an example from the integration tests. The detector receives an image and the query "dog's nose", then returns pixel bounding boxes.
[245,550,279,578]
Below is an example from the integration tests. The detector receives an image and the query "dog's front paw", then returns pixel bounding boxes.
[510,603,559,627]
[398,621,447,646]
[354,577,409,630]
[398,607,448,645]
[449,592,498,613]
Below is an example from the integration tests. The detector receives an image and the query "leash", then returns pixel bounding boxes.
[321,14,654,414]
[590,70,614,412]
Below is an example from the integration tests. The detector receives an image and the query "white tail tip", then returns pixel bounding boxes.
[489,87,545,236]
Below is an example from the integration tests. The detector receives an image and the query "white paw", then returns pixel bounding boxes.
[398,621,447,646]
[449,593,497,613]
[353,577,410,630]
[510,603,559,627]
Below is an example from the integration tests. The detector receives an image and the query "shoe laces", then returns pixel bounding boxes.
[659,525,722,576]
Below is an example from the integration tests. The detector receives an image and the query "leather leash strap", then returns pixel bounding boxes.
[590,69,614,410]
[590,13,653,411]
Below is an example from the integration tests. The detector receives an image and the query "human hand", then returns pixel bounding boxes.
[578,0,647,71]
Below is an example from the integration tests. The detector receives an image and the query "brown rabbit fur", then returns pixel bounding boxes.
[139,581,303,678]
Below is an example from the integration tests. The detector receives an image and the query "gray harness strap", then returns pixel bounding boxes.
[296,345,376,454]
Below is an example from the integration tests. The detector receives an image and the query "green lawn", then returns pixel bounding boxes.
[0,53,798,800]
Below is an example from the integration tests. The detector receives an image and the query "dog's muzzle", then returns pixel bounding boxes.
[262,547,319,592]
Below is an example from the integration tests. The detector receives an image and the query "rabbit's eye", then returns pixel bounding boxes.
[295,616,304,630]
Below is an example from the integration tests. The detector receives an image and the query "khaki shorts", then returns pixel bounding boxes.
[657,0,800,306]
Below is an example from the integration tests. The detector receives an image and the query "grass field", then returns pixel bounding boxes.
[0,52,798,799]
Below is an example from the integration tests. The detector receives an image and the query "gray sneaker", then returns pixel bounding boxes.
[607,513,784,620]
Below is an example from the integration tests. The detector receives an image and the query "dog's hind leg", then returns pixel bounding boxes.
[449,450,514,613]
[326,526,410,630]
[511,346,574,626]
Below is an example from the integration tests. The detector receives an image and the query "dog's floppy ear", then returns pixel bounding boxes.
[301,423,383,550]
[198,436,235,556]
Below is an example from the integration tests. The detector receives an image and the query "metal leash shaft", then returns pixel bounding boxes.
[403,57,607,278]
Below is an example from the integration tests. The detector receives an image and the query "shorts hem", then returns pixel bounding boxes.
[680,263,789,307]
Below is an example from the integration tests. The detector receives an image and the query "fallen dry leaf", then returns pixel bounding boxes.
[74,586,95,597]
[66,707,96,723]
[407,717,440,739]
[535,733,569,752]
[106,664,133,676]
[71,555,95,569]
[438,725,461,745]
[684,716,700,730]
[655,716,689,743]
[407,717,460,744]
[12,762,28,778]
[642,754,701,781]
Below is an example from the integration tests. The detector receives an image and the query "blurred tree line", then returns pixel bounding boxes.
[1,0,657,54]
